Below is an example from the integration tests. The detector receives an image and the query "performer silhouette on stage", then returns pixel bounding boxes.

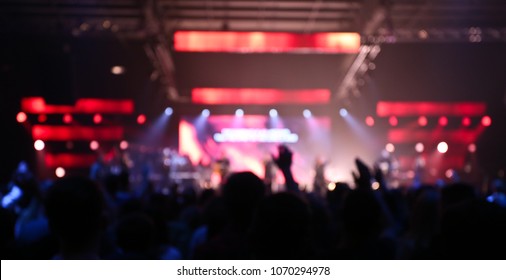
[313,156,328,197]
[214,151,231,184]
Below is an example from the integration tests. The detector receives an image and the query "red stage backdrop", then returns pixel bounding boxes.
[179,115,331,186]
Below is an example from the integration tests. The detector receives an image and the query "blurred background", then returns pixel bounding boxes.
[1,0,505,188]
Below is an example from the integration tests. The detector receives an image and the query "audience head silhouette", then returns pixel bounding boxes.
[44,176,104,259]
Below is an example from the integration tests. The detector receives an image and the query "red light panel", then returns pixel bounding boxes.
[192,88,330,105]
[439,116,448,126]
[93,114,103,124]
[174,31,360,53]
[32,125,124,141]
[45,154,96,168]
[137,114,146,124]
[377,101,486,117]
[462,117,471,127]
[388,129,480,143]
[21,97,134,114]
[398,155,465,170]
[63,114,73,124]
[38,114,47,123]
[389,116,398,127]
[75,99,134,114]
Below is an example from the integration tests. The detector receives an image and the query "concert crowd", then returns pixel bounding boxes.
[1,145,505,260]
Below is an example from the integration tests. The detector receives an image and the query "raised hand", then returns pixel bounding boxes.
[352,158,372,190]
[273,145,298,192]
[273,145,293,170]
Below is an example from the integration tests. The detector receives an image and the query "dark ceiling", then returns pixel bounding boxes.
[1,1,506,103]
[2,0,506,38]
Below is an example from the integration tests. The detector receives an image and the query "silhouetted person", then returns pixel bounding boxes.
[215,151,231,184]
[313,156,328,197]
[194,171,264,259]
[250,192,314,259]
[441,182,477,212]
[90,153,108,182]
[188,196,227,259]
[273,145,298,192]
[487,178,506,207]
[45,176,104,259]
[398,186,441,259]
[440,198,506,259]
[335,159,396,259]
[0,207,16,259]
[263,154,277,194]
[2,161,33,211]
[114,213,157,259]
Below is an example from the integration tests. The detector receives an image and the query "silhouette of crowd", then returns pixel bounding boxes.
[1,146,506,260]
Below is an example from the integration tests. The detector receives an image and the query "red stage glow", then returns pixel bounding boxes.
[179,120,208,165]
[462,117,471,127]
[180,115,331,185]
[365,116,375,127]
[389,116,398,127]
[192,88,331,105]
[21,97,134,114]
[418,116,428,127]
[45,153,96,168]
[75,99,134,114]
[38,114,47,123]
[174,31,360,53]
[63,114,72,124]
[376,101,486,117]
[93,114,102,124]
[398,155,465,170]
[16,112,27,123]
[438,116,448,127]
[137,114,146,125]
[32,125,124,141]
[468,143,477,153]
[388,129,480,143]
[481,116,492,127]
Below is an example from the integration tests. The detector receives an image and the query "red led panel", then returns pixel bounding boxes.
[398,156,465,169]
[389,116,398,126]
[38,114,47,123]
[174,31,360,53]
[388,129,480,144]
[418,116,428,126]
[21,97,134,114]
[93,114,103,124]
[74,99,134,114]
[462,117,471,127]
[438,116,448,126]
[376,101,486,117]
[32,125,124,141]
[136,114,146,124]
[192,88,330,105]
[45,154,96,168]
